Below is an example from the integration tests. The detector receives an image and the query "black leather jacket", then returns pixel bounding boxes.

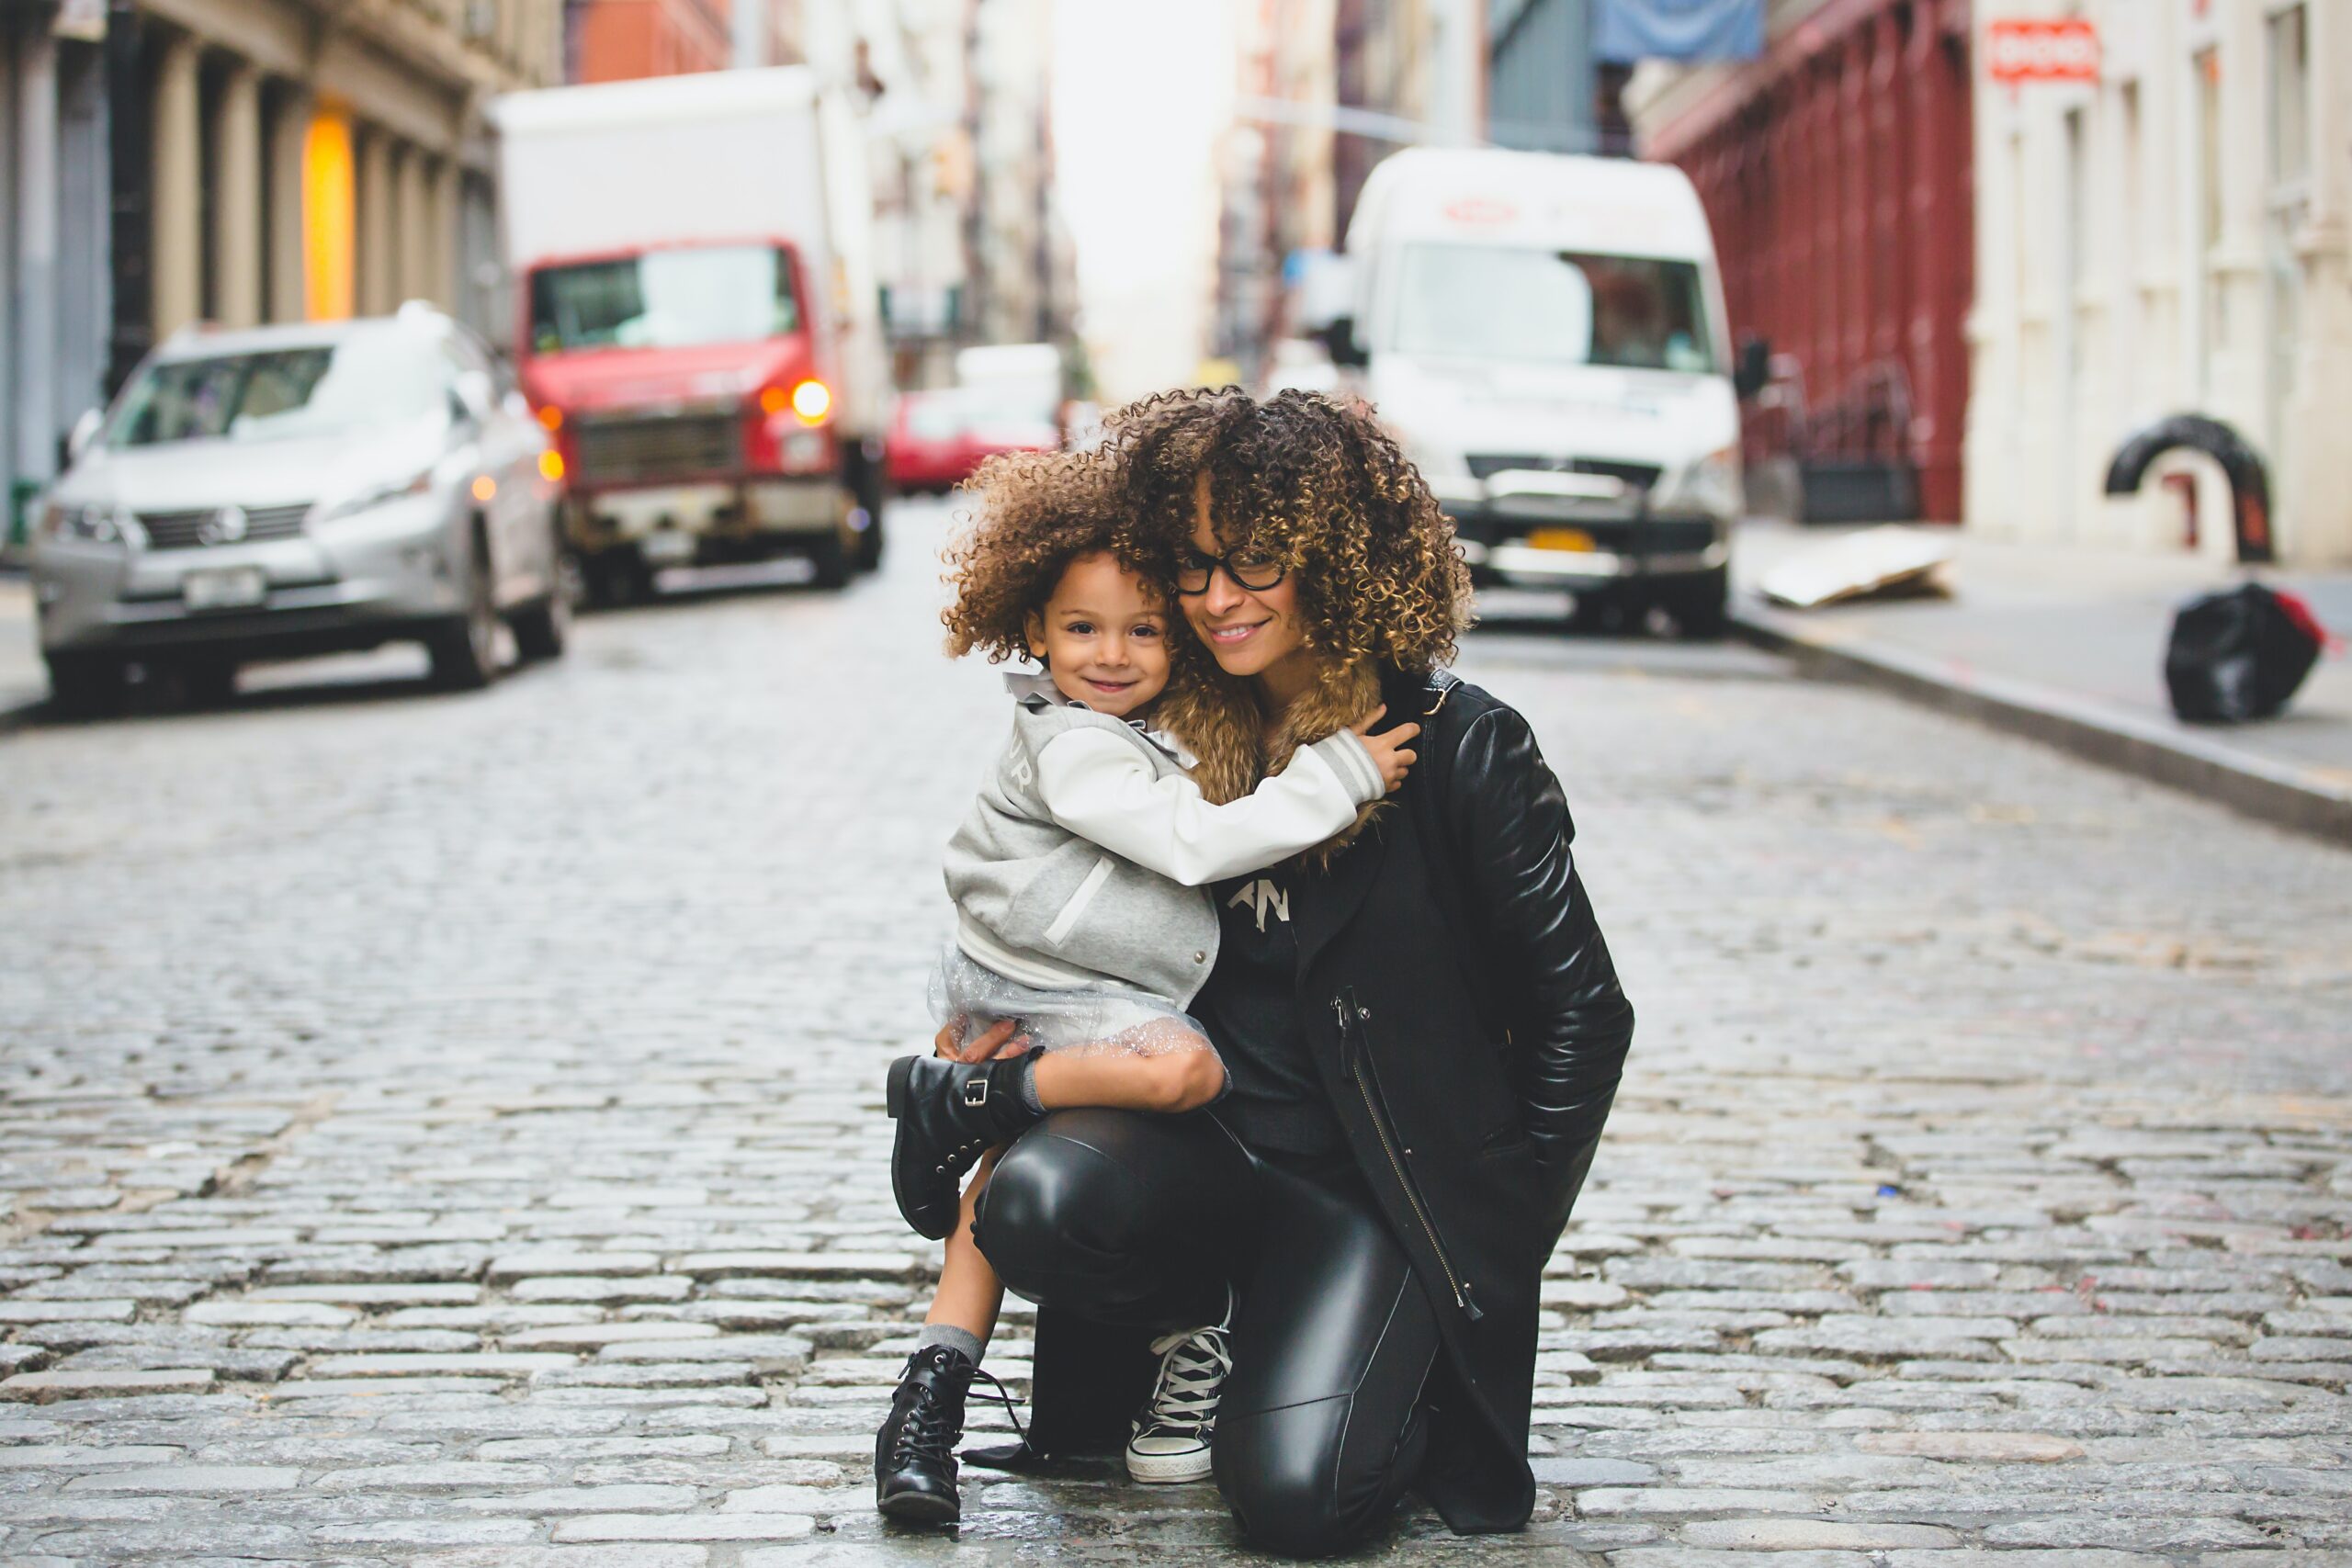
[1286,665,1634,1532]
[1010,667,1633,1535]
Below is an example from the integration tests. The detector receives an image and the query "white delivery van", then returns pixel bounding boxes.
[491,69,888,598]
[1324,148,1749,633]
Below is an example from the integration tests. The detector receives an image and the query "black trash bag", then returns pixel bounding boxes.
[2164,582,2324,723]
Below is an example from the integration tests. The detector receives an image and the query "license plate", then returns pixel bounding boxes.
[1526,527,1597,553]
[183,567,266,611]
[640,530,696,564]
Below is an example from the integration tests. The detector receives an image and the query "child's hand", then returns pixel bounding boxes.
[935,1018,1022,1063]
[1350,705,1421,794]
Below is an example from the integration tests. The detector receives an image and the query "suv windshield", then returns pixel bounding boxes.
[1392,244,1717,373]
[108,327,447,448]
[530,244,801,353]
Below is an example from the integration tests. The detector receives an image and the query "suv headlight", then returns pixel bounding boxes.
[39,501,142,547]
[1655,445,1743,518]
[318,468,433,524]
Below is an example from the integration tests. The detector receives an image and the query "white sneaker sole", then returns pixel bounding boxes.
[1125,1445,1213,1484]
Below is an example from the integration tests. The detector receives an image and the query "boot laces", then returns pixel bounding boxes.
[891,1352,1028,1465]
[1135,1313,1232,1440]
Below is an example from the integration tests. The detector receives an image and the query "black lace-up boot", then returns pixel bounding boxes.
[885,1055,1046,1239]
[874,1343,978,1522]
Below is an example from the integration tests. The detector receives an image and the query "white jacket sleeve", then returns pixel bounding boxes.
[1034,727,1387,887]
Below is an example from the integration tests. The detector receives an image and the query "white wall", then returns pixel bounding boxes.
[1967,0,2352,567]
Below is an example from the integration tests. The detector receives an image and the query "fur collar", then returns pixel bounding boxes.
[1156,657,1388,864]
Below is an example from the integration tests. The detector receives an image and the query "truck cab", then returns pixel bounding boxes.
[492,70,887,602]
[1324,149,1743,634]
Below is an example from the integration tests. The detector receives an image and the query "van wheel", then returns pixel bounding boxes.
[45,653,125,717]
[1666,569,1730,639]
[854,511,886,573]
[178,658,240,707]
[427,532,502,690]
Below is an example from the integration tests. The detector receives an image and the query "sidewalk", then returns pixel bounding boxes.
[0,572,44,725]
[1731,520,2352,843]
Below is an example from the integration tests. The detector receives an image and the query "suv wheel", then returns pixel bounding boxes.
[1667,568,1730,640]
[511,544,571,661]
[427,534,502,690]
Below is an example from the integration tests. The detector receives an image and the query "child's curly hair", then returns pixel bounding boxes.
[1107,386,1471,672]
[940,446,1150,663]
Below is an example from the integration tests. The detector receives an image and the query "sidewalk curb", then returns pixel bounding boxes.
[1732,599,2352,848]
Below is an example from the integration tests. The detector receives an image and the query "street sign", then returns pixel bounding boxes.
[1987,18,2100,85]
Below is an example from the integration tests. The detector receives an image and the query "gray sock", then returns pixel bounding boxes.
[915,1323,985,1365]
[1013,1054,1046,1115]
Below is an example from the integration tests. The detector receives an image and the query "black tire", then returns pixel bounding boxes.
[807,529,851,591]
[579,547,653,610]
[45,652,124,717]
[178,658,240,708]
[426,531,502,691]
[1666,568,1730,639]
[511,538,571,661]
[849,440,888,572]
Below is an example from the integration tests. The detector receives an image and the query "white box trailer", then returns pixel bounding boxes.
[491,68,888,594]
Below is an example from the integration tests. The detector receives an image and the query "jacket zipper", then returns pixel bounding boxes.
[1333,989,1484,1322]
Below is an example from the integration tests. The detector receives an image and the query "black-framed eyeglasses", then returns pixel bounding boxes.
[1175,544,1287,594]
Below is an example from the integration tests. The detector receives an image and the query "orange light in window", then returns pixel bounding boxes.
[471,475,497,502]
[537,449,564,481]
[790,378,832,424]
[536,404,563,432]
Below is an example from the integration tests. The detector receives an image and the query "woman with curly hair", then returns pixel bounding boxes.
[873,443,1422,1522]
[961,389,1636,1555]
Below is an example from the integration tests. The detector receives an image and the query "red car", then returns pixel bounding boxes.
[886,389,1059,494]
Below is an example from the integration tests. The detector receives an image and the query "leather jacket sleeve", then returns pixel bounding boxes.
[1442,704,1634,1236]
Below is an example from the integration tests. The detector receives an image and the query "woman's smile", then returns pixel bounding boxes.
[1204,618,1269,647]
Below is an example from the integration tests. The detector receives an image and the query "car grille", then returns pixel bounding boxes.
[573,412,741,486]
[137,502,312,551]
[1465,454,1663,491]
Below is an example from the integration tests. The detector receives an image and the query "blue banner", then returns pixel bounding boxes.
[1595,0,1765,63]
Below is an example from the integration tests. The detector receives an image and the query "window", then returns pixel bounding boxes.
[2268,4,2310,184]
[1391,244,1716,372]
[528,244,803,354]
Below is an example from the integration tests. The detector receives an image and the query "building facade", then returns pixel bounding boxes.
[1629,0,1975,523]
[965,0,1071,349]
[1334,0,1481,236]
[1967,0,2351,567]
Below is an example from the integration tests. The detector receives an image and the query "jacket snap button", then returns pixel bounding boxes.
[1193,951,1207,964]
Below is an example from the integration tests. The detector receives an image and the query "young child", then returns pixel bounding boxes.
[875,452,1418,1523]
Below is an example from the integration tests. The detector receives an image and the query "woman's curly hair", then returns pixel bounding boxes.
[939,445,1149,663]
[1107,386,1472,674]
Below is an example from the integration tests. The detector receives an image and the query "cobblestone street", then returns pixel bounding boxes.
[2,498,2348,1567]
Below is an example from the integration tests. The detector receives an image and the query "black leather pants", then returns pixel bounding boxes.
[974,1109,1441,1559]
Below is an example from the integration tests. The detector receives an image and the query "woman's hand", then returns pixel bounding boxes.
[935,1018,1023,1063]
[1350,705,1421,794]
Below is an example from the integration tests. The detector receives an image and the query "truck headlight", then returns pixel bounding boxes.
[39,501,141,547]
[1657,445,1743,518]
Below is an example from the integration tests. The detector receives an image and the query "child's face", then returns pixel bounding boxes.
[1025,552,1171,721]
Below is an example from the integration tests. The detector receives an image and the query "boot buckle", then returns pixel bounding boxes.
[962,1078,989,1108]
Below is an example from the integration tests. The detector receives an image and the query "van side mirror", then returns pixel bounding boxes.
[65,407,104,464]
[1323,315,1369,369]
[1733,335,1771,400]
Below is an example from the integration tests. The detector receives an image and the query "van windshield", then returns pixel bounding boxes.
[530,244,800,353]
[1392,244,1716,373]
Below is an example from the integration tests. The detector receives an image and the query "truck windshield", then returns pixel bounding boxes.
[107,327,446,448]
[530,245,801,353]
[1393,244,1716,373]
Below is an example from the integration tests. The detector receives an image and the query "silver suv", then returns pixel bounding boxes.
[30,306,568,712]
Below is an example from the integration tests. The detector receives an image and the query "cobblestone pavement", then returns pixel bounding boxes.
[1,498,2347,1567]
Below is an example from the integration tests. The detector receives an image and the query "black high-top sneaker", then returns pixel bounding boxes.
[875,1344,978,1522]
[885,1055,1046,1239]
